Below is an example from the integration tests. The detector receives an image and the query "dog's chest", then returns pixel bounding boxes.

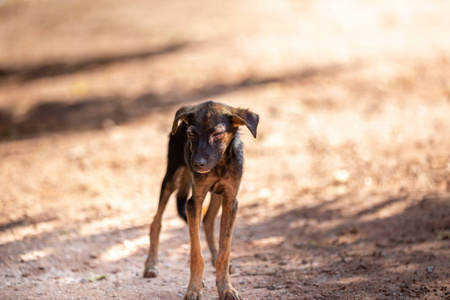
[211,182,225,194]
[208,167,232,194]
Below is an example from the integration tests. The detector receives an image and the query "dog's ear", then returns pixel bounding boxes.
[172,106,193,135]
[230,108,259,138]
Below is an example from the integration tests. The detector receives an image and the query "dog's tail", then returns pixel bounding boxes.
[176,167,191,223]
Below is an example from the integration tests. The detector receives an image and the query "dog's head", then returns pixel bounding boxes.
[172,101,259,173]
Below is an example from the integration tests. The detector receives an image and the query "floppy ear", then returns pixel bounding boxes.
[231,108,259,138]
[172,106,193,135]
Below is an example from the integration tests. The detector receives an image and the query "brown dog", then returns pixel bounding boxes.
[144,101,259,300]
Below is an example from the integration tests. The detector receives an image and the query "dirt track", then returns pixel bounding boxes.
[1,1,450,299]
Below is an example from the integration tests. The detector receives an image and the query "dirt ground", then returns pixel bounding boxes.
[1,0,450,299]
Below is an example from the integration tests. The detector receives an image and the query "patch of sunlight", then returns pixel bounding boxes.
[288,219,308,229]
[358,199,410,223]
[100,235,148,262]
[334,275,367,285]
[20,248,53,262]
[251,236,285,246]
[76,217,129,237]
[262,133,284,148]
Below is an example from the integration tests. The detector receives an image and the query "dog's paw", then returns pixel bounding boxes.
[143,265,158,278]
[183,290,202,300]
[220,288,242,300]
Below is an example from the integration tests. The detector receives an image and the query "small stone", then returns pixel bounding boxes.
[293,242,303,249]
[253,284,265,289]
[333,169,350,184]
[278,260,288,266]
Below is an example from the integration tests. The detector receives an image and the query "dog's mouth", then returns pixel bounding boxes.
[193,165,213,174]
[195,169,211,174]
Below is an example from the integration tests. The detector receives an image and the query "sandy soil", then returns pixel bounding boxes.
[1,0,449,299]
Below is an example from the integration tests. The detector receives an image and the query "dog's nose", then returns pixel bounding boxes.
[194,158,207,169]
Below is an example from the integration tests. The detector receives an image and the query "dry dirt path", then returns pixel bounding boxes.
[1,1,450,299]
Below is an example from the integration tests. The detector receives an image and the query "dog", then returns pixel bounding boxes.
[144,101,259,300]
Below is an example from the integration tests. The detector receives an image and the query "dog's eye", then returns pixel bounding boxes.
[212,131,225,138]
[187,132,196,139]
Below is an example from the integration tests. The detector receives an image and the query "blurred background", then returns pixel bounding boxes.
[0,0,449,299]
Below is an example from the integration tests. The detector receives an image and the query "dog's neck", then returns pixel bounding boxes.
[211,133,243,178]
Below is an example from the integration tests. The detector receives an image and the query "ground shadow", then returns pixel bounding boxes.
[0,213,58,232]
[0,62,350,141]
[0,42,189,82]
[1,192,449,299]
[235,193,450,299]
[0,93,181,139]
[0,214,150,272]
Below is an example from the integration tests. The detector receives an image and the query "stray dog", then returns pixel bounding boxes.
[144,101,259,300]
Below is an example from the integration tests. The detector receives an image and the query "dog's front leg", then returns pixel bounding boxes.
[216,190,241,300]
[184,182,209,300]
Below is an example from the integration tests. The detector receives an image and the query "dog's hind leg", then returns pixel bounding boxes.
[144,166,184,278]
[203,192,221,266]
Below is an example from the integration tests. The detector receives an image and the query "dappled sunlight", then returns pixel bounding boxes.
[20,248,54,263]
[99,215,188,262]
[357,196,412,222]
[250,236,285,247]
[100,235,148,262]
